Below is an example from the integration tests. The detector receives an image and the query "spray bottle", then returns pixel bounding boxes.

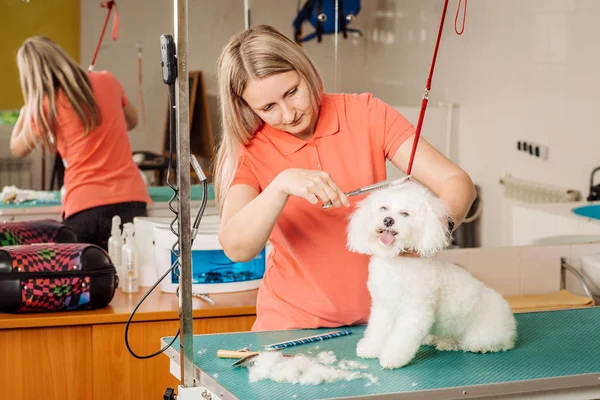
[108,215,123,281]
[121,222,139,293]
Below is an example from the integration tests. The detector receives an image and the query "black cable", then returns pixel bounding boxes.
[167,90,181,280]
[192,179,209,234]
[124,36,209,359]
[124,85,210,359]
[124,84,182,359]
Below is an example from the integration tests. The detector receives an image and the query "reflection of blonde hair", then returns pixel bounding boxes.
[214,24,324,206]
[17,36,101,150]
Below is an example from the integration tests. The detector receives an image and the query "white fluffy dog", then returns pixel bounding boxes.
[347,181,517,369]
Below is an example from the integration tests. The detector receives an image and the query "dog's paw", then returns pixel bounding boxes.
[434,338,460,351]
[379,351,412,369]
[423,335,437,346]
[356,338,380,359]
[462,339,515,354]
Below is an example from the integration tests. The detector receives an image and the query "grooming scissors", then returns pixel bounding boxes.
[322,175,412,209]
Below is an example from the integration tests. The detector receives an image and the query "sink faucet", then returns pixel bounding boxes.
[588,166,600,202]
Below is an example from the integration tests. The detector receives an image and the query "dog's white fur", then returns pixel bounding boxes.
[347,181,517,369]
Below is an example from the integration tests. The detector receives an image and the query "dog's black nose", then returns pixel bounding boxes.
[383,216,395,227]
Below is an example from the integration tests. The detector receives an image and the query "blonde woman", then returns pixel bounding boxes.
[215,25,476,331]
[11,36,150,251]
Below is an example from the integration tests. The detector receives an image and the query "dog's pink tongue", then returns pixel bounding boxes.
[379,230,395,245]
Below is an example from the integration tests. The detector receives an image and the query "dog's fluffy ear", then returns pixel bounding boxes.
[346,199,372,254]
[417,195,451,257]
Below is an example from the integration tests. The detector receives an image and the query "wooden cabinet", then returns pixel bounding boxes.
[0,289,257,400]
[1,326,92,400]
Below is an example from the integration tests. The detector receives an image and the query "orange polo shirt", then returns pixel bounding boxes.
[232,93,415,331]
[51,71,151,218]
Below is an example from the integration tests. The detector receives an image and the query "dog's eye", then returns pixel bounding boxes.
[379,206,388,211]
[399,212,410,217]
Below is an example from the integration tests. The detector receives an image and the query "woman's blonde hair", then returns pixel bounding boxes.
[17,36,101,150]
[213,24,324,206]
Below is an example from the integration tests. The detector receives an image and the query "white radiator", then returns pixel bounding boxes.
[500,174,581,203]
[0,158,33,189]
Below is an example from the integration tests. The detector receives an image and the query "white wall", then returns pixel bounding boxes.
[353,0,600,247]
[79,0,600,248]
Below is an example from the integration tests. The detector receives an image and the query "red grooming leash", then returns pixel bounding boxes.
[88,1,119,71]
[405,0,467,175]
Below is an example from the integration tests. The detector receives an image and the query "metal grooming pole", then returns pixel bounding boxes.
[167,1,251,397]
[173,0,203,397]
[244,0,251,29]
[334,0,339,92]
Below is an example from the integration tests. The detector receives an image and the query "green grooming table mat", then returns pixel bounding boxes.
[162,307,600,399]
[147,184,215,202]
[0,191,61,208]
[0,184,214,209]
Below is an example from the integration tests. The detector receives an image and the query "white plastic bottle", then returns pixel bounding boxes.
[121,222,139,293]
[107,215,123,281]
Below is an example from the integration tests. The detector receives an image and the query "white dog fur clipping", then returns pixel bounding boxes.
[347,181,517,369]
[248,350,378,385]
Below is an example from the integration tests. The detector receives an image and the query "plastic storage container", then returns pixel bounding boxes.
[152,225,268,294]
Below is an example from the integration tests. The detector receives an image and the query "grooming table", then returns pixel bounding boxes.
[162,307,600,399]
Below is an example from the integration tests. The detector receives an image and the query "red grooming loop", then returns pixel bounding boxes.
[406,0,467,176]
[88,1,119,71]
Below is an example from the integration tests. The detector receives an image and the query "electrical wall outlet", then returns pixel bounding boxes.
[537,144,549,160]
[516,141,549,160]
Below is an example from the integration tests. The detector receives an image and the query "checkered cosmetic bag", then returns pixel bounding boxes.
[0,219,77,247]
[0,243,118,313]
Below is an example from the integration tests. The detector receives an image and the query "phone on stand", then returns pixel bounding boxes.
[160,34,177,85]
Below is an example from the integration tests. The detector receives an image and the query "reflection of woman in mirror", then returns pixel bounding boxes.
[11,36,150,250]
[214,24,476,331]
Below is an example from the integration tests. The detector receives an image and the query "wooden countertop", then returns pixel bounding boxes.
[0,288,257,330]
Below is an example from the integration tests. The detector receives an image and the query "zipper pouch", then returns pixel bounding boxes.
[0,219,77,247]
